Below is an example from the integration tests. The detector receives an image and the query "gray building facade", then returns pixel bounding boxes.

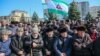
[77,1,89,19]
[90,6,100,18]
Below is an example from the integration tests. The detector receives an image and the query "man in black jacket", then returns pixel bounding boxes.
[93,37,100,56]
[72,26,92,56]
[43,27,56,56]
[10,27,25,56]
[24,26,43,56]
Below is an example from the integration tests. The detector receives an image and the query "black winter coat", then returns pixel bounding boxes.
[24,35,43,56]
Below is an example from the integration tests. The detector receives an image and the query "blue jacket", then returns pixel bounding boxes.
[54,35,73,56]
[0,38,11,56]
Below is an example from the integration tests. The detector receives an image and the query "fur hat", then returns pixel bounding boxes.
[0,29,10,35]
[45,27,54,32]
[76,26,86,31]
[32,25,39,33]
[58,28,67,33]
[16,27,24,32]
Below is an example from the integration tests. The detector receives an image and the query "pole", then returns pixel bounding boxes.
[73,0,75,2]
[43,5,46,21]
[42,0,47,21]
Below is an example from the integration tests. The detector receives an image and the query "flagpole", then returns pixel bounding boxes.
[41,0,46,20]
[42,4,46,21]
[30,8,32,20]
[73,0,75,2]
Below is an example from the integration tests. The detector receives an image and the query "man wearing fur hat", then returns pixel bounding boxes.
[0,29,11,56]
[72,26,93,56]
[24,26,43,56]
[43,27,56,56]
[10,27,25,56]
[54,28,73,56]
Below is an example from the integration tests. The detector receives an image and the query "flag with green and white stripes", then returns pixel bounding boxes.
[42,0,68,15]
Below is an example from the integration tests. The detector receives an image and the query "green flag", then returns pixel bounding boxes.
[44,0,68,15]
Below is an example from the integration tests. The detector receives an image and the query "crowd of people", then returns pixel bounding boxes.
[0,17,100,56]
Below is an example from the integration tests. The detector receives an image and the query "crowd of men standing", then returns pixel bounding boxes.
[0,17,100,56]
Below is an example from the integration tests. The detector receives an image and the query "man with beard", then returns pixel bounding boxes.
[24,26,43,56]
